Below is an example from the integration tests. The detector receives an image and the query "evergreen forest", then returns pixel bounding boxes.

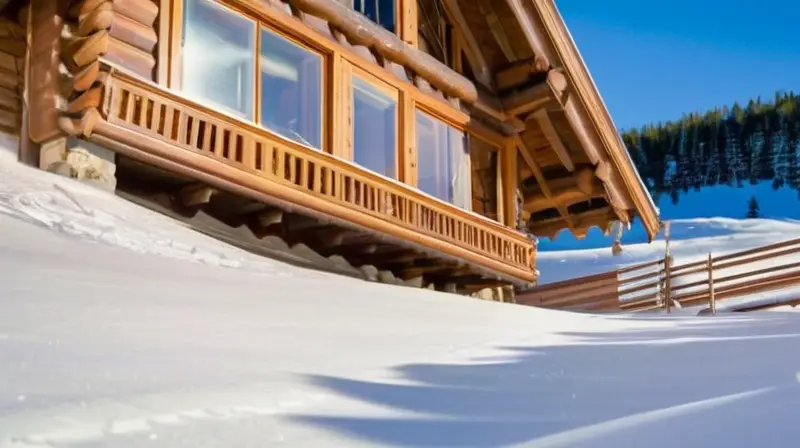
[621,91,800,205]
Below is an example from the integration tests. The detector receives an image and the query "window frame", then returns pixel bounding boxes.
[466,129,505,223]
[163,0,466,186]
[349,65,401,179]
[169,0,330,151]
[413,103,472,209]
[257,25,326,150]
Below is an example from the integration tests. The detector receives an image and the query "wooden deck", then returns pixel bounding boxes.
[87,68,535,290]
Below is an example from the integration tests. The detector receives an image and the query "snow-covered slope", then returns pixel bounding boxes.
[3,139,800,447]
[538,218,800,284]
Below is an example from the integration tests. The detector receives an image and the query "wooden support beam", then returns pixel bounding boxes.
[501,138,519,227]
[531,206,615,240]
[398,0,418,47]
[440,0,493,88]
[312,227,350,247]
[471,91,526,134]
[514,136,575,233]
[178,184,216,207]
[501,70,566,117]
[532,109,574,172]
[524,181,605,213]
[253,208,281,227]
[503,0,556,68]
[496,57,549,91]
[478,0,517,62]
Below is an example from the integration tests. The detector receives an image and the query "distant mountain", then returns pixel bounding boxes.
[622,91,800,205]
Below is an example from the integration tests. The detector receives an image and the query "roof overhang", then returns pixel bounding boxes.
[506,0,661,241]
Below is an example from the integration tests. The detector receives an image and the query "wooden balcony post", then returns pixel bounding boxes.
[708,253,716,315]
[501,137,518,227]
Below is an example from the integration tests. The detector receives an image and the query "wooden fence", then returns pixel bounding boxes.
[516,237,800,313]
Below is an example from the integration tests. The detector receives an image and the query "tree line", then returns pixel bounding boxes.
[621,90,800,207]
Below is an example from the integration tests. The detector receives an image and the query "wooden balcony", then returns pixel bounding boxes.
[86,69,535,287]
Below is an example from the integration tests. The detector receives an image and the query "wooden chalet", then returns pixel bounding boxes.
[2,0,659,296]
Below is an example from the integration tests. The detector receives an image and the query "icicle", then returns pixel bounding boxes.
[611,221,624,256]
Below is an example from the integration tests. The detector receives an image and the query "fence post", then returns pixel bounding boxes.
[708,253,716,315]
[663,221,672,314]
[664,255,672,314]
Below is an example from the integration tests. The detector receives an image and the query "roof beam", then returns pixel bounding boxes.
[477,0,517,62]
[514,136,575,233]
[524,178,605,212]
[440,0,493,88]
[532,109,574,172]
[532,206,616,240]
[495,57,549,91]
[501,69,567,117]
[503,0,557,68]
[469,89,526,134]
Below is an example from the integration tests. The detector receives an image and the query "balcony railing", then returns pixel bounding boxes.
[98,71,535,282]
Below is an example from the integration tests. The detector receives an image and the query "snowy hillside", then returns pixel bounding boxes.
[3,139,800,446]
[538,217,800,284]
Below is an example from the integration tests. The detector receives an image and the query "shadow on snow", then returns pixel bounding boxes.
[290,314,800,447]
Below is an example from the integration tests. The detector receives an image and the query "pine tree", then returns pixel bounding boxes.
[746,196,761,219]
[620,89,800,202]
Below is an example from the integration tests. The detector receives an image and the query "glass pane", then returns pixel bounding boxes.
[259,28,323,149]
[470,137,499,220]
[353,77,397,177]
[182,0,255,120]
[450,127,470,209]
[416,111,450,201]
[416,110,469,207]
[354,0,395,32]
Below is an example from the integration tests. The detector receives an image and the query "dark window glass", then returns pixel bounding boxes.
[354,0,396,32]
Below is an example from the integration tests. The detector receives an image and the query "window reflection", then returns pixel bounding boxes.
[470,137,499,221]
[259,28,323,149]
[182,0,255,120]
[352,77,397,177]
[416,111,470,208]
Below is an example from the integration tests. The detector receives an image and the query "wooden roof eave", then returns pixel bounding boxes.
[505,0,660,241]
[535,0,659,240]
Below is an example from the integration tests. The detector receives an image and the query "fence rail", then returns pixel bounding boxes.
[516,237,800,313]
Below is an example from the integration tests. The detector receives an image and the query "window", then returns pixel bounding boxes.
[259,28,323,149]
[470,136,500,221]
[352,77,397,177]
[181,0,324,149]
[182,0,256,120]
[353,0,396,32]
[416,110,470,208]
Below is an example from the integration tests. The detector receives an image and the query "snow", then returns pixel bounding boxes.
[3,138,800,446]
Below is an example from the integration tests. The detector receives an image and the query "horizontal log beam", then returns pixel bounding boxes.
[496,56,548,91]
[288,0,477,102]
[501,69,566,117]
[179,183,216,207]
[531,206,616,240]
[524,180,605,213]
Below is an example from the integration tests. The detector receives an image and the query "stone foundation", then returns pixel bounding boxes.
[40,137,117,191]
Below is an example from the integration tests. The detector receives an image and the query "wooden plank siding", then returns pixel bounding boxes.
[515,270,620,312]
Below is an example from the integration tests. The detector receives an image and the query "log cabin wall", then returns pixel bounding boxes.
[0,7,26,138]
[22,0,159,150]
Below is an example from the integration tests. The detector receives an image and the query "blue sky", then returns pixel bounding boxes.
[557,0,800,130]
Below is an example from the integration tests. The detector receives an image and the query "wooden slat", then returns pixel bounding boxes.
[98,71,537,283]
